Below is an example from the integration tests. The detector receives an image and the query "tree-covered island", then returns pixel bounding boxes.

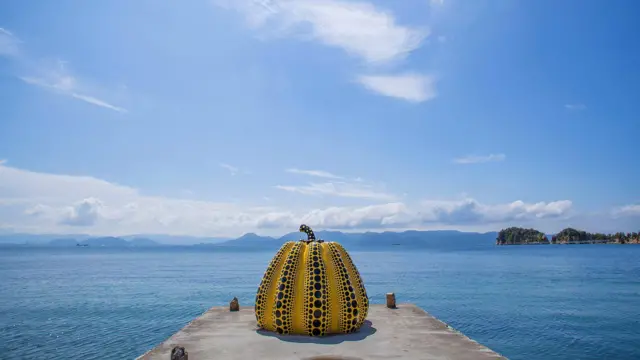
[497,227,640,245]
[496,227,548,245]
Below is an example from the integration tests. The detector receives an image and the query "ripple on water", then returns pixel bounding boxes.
[1,245,639,359]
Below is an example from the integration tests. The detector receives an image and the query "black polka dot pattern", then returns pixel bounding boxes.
[299,224,316,242]
[327,243,361,333]
[305,241,328,336]
[255,242,293,328]
[272,241,303,335]
[255,225,369,336]
[334,242,369,327]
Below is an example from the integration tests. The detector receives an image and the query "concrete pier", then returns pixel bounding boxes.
[138,304,507,360]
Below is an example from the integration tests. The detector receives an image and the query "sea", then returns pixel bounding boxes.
[1,243,639,360]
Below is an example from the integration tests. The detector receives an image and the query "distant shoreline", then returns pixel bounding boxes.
[496,227,640,246]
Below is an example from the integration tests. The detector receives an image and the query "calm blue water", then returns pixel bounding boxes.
[1,244,639,360]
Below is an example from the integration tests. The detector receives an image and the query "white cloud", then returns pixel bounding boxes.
[24,204,50,216]
[0,162,267,236]
[60,198,104,226]
[219,162,252,175]
[247,199,574,231]
[217,0,428,65]
[280,169,395,200]
[0,162,577,237]
[70,93,127,113]
[430,0,444,6]
[219,162,240,175]
[19,65,128,113]
[286,168,343,179]
[565,103,586,111]
[216,0,436,103]
[303,202,412,229]
[357,73,437,102]
[418,198,573,225]
[256,202,410,229]
[276,181,397,201]
[1,30,127,113]
[453,153,506,164]
[612,204,640,217]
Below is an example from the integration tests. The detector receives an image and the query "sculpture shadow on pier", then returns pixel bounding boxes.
[256,320,377,344]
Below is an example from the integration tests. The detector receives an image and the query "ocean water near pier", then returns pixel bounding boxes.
[1,243,639,360]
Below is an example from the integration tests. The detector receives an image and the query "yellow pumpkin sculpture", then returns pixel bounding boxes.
[255,224,369,336]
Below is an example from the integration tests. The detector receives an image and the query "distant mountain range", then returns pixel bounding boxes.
[0,230,499,250]
[0,233,230,246]
[210,230,498,250]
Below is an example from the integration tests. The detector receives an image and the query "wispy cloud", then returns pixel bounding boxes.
[453,153,506,164]
[356,73,437,102]
[565,103,586,111]
[0,27,20,56]
[612,204,640,217]
[1,28,127,113]
[218,0,428,65]
[216,0,435,103]
[70,93,127,113]
[430,0,445,6]
[219,162,240,175]
[276,180,396,201]
[282,169,395,200]
[20,74,128,113]
[286,168,343,179]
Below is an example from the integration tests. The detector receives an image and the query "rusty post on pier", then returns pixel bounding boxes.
[386,292,396,309]
[229,297,239,312]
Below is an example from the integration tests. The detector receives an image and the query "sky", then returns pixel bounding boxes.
[0,0,639,237]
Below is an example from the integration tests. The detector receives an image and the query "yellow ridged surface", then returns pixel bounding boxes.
[291,242,308,333]
[335,242,369,327]
[255,228,369,336]
[327,242,352,333]
[322,243,340,332]
[255,242,293,331]
[276,242,304,334]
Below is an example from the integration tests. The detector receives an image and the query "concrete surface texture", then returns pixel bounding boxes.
[138,304,507,360]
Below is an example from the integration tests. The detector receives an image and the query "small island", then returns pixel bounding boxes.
[496,227,548,245]
[497,227,640,245]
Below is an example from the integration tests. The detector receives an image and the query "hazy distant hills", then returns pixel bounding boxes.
[47,237,160,247]
[0,229,499,250]
[210,229,498,251]
[0,233,229,246]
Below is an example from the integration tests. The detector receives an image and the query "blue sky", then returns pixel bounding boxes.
[0,0,638,237]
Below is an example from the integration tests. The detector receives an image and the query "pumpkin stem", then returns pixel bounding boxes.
[299,224,316,242]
